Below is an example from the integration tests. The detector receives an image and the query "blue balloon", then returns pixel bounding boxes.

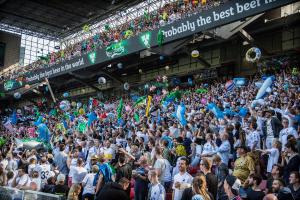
[63,92,69,98]
[117,63,123,69]
[159,55,164,60]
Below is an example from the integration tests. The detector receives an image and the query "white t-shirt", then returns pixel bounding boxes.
[28,164,36,174]
[154,158,166,182]
[172,172,193,200]
[266,148,279,173]
[279,127,298,150]
[202,142,216,156]
[35,164,51,184]
[68,158,78,177]
[72,167,87,184]
[16,174,30,187]
[149,183,165,200]
[82,173,96,195]
[246,130,261,150]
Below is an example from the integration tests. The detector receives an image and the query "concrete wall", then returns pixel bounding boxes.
[0,31,21,68]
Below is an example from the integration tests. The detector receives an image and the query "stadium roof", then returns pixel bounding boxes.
[0,0,143,40]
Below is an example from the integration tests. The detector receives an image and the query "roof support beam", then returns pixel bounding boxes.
[68,73,102,92]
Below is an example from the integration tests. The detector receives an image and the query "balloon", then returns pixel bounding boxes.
[255,82,263,88]
[98,77,106,84]
[117,63,123,69]
[17,109,22,114]
[159,55,164,60]
[125,105,131,112]
[246,47,261,63]
[165,65,169,70]
[63,92,69,98]
[162,76,168,83]
[77,102,82,108]
[14,92,21,99]
[201,98,207,105]
[150,85,156,92]
[188,77,193,86]
[123,82,130,90]
[59,100,70,111]
[191,50,199,58]
[25,84,30,89]
[144,84,149,90]
[255,77,273,100]
[138,69,143,73]
[71,101,76,107]
[162,89,168,95]
[79,108,85,115]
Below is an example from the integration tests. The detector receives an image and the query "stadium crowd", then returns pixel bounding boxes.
[0,64,299,200]
[0,0,228,83]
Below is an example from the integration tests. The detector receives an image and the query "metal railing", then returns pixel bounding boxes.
[0,186,66,200]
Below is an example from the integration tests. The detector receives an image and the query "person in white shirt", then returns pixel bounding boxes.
[85,140,97,162]
[67,148,79,187]
[172,157,193,200]
[153,146,172,188]
[72,158,87,185]
[169,123,179,138]
[246,122,261,151]
[82,165,99,200]
[201,133,217,158]
[259,139,280,173]
[148,169,166,200]
[12,168,30,189]
[279,118,298,151]
[35,157,51,186]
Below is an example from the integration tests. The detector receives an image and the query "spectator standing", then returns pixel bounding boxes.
[200,158,218,200]
[82,165,99,200]
[172,157,193,200]
[232,145,255,184]
[148,170,166,200]
[288,171,300,200]
[96,177,130,200]
[213,154,229,200]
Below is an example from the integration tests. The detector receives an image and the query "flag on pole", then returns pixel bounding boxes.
[116,98,124,119]
[145,95,152,117]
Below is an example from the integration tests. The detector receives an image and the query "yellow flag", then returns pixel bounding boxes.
[145,95,152,117]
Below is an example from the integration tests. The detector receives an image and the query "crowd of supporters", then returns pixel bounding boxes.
[0,64,299,200]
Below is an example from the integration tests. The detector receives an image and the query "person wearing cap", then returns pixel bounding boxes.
[82,165,99,200]
[224,175,242,200]
[232,145,255,184]
[54,174,69,198]
[85,155,99,172]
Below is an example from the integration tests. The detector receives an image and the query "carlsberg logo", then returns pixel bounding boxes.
[88,52,97,64]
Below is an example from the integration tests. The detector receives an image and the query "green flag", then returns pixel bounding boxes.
[195,88,208,94]
[78,121,87,133]
[116,98,124,119]
[133,96,147,107]
[134,112,140,122]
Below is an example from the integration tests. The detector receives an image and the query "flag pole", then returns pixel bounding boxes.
[45,78,56,103]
